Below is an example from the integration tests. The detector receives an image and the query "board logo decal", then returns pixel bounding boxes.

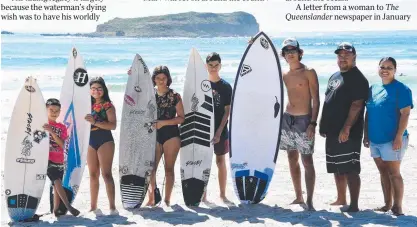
[21,136,33,157]
[25,85,36,93]
[124,94,135,106]
[185,160,202,166]
[73,68,89,87]
[201,95,213,113]
[138,57,149,74]
[180,112,212,148]
[119,166,128,174]
[72,48,77,58]
[25,113,33,136]
[145,160,154,167]
[134,85,142,92]
[260,37,269,49]
[240,64,252,77]
[201,80,211,92]
[36,174,46,180]
[147,100,156,120]
[16,158,35,164]
[191,93,199,112]
[129,110,145,115]
[274,96,280,118]
[231,162,248,170]
[33,130,47,143]
[5,189,11,195]
[144,121,154,133]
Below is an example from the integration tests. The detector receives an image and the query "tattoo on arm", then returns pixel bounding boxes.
[343,99,365,129]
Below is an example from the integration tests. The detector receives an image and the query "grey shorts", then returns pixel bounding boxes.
[279,113,314,155]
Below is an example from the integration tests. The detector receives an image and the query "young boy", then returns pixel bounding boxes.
[43,98,80,217]
[202,52,233,205]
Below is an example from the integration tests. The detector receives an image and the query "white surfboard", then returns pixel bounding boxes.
[180,48,215,206]
[119,54,157,209]
[51,47,91,213]
[229,32,283,204]
[4,76,49,222]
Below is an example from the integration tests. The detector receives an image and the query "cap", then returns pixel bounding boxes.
[282,37,299,50]
[335,42,356,54]
[46,98,61,107]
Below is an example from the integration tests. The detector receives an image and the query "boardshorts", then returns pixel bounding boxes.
[279,113,314,155]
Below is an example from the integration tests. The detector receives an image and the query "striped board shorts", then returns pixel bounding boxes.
[325,136,362,174]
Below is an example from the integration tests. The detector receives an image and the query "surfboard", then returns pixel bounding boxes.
[180,48,215,206]
[119,54,157,209]
[4,76,49,222]
[229,32,283,204]
[50,47,91,214]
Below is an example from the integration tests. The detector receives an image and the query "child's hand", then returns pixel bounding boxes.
[85,114,95,125]
[43,123,53,133]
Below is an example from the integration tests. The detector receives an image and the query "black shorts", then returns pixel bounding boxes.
[47,161,64,185]
[326,136,361,174]
[214,138,229,156]
[157,125,180,145]
[89,129,114,150]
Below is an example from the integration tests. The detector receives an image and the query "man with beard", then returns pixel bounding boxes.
[319,42,369,212]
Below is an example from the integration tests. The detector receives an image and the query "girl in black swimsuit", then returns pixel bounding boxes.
[84,77,118,215]
[149,66,184,206]
[129,65,184,206]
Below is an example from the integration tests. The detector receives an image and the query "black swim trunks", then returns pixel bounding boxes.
[47,161,64,185]
[326,136,361,174]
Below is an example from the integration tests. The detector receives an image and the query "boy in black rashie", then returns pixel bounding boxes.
[202,52,233,205]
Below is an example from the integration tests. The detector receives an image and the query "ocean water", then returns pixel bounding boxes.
[1,31,417,140]
[2,31,417,93]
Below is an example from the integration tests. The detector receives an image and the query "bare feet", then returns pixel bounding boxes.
[109,209,119,216]
[341,205,359,212]
[221,196,234,206]
[373,205,391,212]
[306,201,316,211]
[330,199,347,206]
[145,200,154,207]
[69,207,80,216]
[391,206,404,216]
[290,198,305,205]
[53,210,61,218]
[164,200,170,207]
[89,208,103,216]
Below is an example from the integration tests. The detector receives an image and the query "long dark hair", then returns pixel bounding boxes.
[151,65,172,87]
[90,76,112,104]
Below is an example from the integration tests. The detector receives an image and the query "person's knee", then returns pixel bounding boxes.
[301,155,314,169]
[102,172,114,183]
[89,170,100,181]
[216,155,226,167]
[388,170,402,179]
[165,166,175,177]
[288,152,299,166]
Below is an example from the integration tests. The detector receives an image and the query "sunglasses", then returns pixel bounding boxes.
[283,48,298,55]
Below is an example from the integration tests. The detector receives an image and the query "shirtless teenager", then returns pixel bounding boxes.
[278,38,320,211]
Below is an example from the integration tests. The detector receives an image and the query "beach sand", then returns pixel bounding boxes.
[1,94,417,227]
